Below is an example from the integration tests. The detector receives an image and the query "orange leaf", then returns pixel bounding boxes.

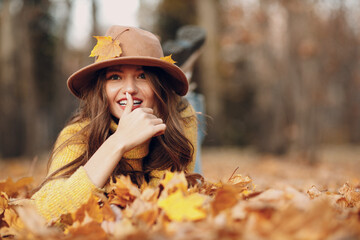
[0,192,9,215]
[71,195,115,224]
[105,176,140,207]
[211,185,239,216]
[89,36,122,62]
[0,177,33,198]
[3,208,25,231]
[68,221,107,240]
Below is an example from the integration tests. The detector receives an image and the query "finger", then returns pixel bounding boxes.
[144,114,158,120]
[124,92,134,115]
[138,107,154,114]
[153,124,166,137]
[151,118,164,124]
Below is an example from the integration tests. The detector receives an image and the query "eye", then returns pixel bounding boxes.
[138,73,146,79]
[107,74,121,80]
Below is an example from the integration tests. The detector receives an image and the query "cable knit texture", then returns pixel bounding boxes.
[31,104,197,222]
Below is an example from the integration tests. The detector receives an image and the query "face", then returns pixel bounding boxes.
[105,65,156,119]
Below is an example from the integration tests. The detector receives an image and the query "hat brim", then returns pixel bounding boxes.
[67,56,189,98]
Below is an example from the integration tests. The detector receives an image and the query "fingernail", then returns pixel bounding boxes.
[126,92,130,99]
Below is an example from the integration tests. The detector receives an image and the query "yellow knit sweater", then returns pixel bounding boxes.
[32,104,197,222]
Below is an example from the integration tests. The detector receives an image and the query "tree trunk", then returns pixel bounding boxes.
[16,3,40,156]
[195,0,223,145]
[0,0,25,157]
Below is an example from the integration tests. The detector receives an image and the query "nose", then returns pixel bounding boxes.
[122,77,138,95]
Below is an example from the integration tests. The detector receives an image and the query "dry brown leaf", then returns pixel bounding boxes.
[338,183,360,207]
[126,198,158,226]
[228,174,252,187]
[69,194,115,226]
[211,185,239,216]
[3,208,25,233]
[307,185,322,199]
[68,221,107,240]
[106,175,140,207]
[0,192,9,215]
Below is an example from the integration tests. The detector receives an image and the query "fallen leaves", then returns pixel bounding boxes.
[0,177,33,198]
[105,175,140,208]
[0,192,25,238]
[0,170,360,239]
[338,183,360,208]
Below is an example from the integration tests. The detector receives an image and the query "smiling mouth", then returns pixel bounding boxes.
[118,99,142,106]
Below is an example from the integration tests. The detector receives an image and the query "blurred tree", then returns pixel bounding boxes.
[195,0,225,145]
[154,0,197,42]
[0,0,103,158]
[0,0,57,157]
[149,0,226,145]
[219,0,360,160]
[0,0,23,157]
[1,0,360,160]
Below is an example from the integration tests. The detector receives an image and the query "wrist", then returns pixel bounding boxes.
[107,134,126,156]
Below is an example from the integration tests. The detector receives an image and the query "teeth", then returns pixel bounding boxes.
[118,100,142,106]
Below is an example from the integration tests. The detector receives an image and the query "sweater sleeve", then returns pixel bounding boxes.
[32,122,99,222]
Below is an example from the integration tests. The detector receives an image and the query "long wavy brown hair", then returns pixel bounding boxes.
[36,66,195,188]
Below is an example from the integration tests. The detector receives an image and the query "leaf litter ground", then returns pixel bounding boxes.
[0,145,359,239]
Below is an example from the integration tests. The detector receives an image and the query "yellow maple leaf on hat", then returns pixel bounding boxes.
[89,36,122,62]
[158,189,206,221]
[160,54,176,64]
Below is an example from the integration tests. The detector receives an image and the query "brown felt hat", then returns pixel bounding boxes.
[67,25,188,98]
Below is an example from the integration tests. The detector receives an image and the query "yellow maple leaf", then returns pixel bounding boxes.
[160,171,188,197]
[158,189,206,221]
[160,54,176,64]
[89,36,122,62]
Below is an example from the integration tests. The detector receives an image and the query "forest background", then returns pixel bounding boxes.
[1,0,360,164]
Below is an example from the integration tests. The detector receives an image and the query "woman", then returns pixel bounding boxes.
[32,25,197,221]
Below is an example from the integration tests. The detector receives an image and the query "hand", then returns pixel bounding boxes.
[112,92,166,152]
